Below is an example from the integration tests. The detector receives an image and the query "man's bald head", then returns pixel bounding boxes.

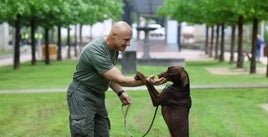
[106,21,133,52]
[110,21,132,36]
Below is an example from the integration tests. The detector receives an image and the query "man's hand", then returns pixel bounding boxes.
[119,92,133,105]
[147,75,167,85]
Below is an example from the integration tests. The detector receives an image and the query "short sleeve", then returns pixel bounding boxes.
[90,51,114,75]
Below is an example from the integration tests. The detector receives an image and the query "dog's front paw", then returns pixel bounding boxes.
[134,72,142,80]
[134,71,147,81]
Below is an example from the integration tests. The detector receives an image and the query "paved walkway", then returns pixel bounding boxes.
[0,52,32,67]
[1,83,268,94]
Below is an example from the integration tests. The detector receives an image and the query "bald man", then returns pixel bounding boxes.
[67,21,166,137]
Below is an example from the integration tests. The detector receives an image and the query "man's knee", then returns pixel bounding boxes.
[69,115,93,137]
[94,117,110,137]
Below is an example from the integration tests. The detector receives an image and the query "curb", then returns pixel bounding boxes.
[0,84,267,94]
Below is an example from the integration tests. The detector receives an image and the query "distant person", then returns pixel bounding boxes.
[256,35,265,62]
[67,21,166,137]
[21,32,29,46]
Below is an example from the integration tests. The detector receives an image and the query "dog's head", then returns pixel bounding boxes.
[158,65,189,88]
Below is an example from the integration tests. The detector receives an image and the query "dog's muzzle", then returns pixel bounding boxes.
[158,72,168,79]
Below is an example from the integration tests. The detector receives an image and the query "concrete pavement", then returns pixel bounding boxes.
[1,83,268,94]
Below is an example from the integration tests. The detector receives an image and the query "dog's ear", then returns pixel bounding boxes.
[180,68,189,88]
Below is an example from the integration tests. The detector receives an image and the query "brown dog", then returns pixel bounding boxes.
[135,65,191,137]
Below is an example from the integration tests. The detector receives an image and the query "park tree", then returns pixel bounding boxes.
[158,0,268,74]
[157,0,209,52]
[0,0,123,68]
[207,0,238,62]
[240,0,268,73]
[64,0,123,59]
[0,0,32,69]
[158,0,229,60]
[35,0,71,65]
[0,0,67,66]
[23,0,51,65]
[230,0,268,72]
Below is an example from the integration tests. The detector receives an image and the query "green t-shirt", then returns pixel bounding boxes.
[73,37,119,94]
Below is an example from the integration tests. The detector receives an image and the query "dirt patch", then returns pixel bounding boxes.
[206,67,266,75]
[260,104,268,112]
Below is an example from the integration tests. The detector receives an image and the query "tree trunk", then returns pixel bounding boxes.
[90,25,93,41]
[205,25,209,55]
[74,24,78,57]
[44,27,50,65]
[13,14,21,70]
[219,23,225,62]
[67,27,71,59]
[209,26,214,57]
[215,24,220,59]
[122,0,133,25]
[205,27,212,55]
[79,24,83,52]
[266,60,268,77]
[236,15,244,68]
[250,18,258,74]
[30,18,36,65]
[57,25,62,61]
[177,23,181,51]
[50,27,55,44]
[229,25,236,64]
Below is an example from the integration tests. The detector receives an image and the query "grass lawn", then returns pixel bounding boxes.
[0,60,267,89]
[0,89,267,137]
[0,60,268,136]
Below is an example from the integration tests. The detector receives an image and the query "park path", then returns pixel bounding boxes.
[0,83,268,94]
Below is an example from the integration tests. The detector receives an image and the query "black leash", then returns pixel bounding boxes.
[122,105,159,137]
[141,105,159,137]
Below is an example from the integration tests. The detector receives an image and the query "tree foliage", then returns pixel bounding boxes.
[158,0,268,73]
[0,0,123,69]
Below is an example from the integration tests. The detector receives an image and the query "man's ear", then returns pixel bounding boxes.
[111,32,117,38]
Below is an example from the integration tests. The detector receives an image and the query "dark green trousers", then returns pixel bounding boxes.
[67,80,110,137]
